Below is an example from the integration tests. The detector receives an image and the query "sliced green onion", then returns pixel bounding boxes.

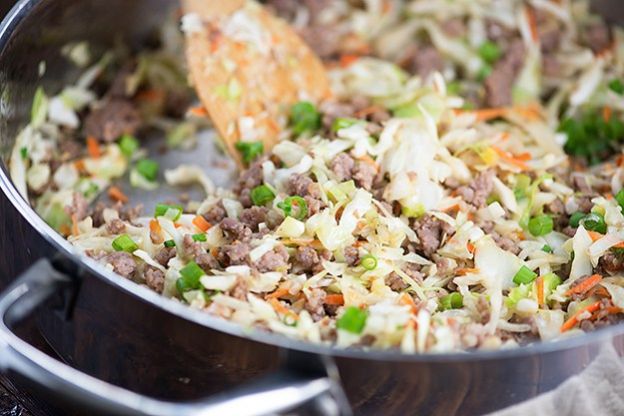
[332,117,358,132]
[581,213,607,234]
[513,265,538,285]
[154,203,183,221]
[164,239,176,248]
[359,254,377,271]
[543,272,562,293]
[20,147,28,160]
[250,184,276,206]
[31,86,48,127]
[119,134,139,158]
[336,306,367,334]
[477,64,492,81]
[401,203,425,218]
[277,196,308,220]
[136,159,159,182]
[192,233,207,242]
[478,41,502,64]
[235,141,263,164]
[542,244,553,253]
[112,234,139,253]
[528,215,554,237]
[506,284,531,308]
[616,189,624,211]
[609,79,624,95]
[569,212,585,228]
[290,101,321,135]
[177,261,204,294]
[439,292,463,310]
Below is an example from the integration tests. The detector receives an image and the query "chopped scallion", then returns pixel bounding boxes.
[250,184,276,206]
[136,159,159,182]
[478,41,502,64]
[277,196,308,220]
[332,117,358,132]
[528,215,553,237]
[112,234,138,253]
[164,239,176,248]
[359,254,377,271]
[513,265,538,285]
[192,233,207,242]
[581,212,607,234]
[569,212,586,228]
[177,261,204,294]
[119,134,139,158]
[609,79,624,95]
[154,203,183,221]
[290,101,321,135]
[235,141,263,164]
[336,306,367,334]
[439,292,463,310]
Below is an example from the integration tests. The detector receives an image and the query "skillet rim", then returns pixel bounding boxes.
[1,0,623,364]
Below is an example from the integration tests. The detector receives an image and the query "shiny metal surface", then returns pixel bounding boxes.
[0,0,624,415]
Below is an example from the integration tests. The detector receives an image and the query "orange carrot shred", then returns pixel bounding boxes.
[193,215,212,232]
[399,292,418,314]
[268,298,298,321]
[560,301,602,332]
[603,106,613,122]
[71,214,79,236]
[565,274,602,296]
[108,186,128,203]
[149,219,162,234]
[189,106,208,117]
[467,242,475,254]
[491,146,530,171]
[339,54,360,68]
[325,294,345,306]
[267,288,290,300]
[86,136,101,159]
[587,231,604,242]
[526,6,539,43]
[536,276,545,306]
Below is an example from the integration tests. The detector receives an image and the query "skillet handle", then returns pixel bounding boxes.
[0,259,351,416]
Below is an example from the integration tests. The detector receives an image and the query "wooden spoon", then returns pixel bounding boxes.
[182,0,332,167]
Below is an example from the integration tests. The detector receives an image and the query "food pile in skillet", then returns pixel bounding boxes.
[11,0,624,352]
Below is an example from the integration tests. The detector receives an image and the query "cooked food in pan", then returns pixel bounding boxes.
[10,0,624,352]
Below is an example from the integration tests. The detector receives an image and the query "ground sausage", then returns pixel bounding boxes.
[155,246,176,267]
[485,40,525,107]
[106,218,126,234]
[294,246,322,273]
[455,170,495,208]
[287,174,319,197]
[220,218,252,242]
[403,45,444,79]
[255,245,289,272]
[352,161,377,190]
[330,153,355,182]
[344,246,359,267]
[84,99,141,142]
[385,272,409,291]
[305,288,327,321]
[183,234,219,271]
[219,241,251,266]
[65,192,89,221]
[583,23,611,54]
[202,201,227,224]
[106,252,136,278]
[240,206,268,232]
[144,266,165,293]
[413,215,453,257]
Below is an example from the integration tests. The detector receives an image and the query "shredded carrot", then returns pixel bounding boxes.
[137,88,165,102]
[617,155,624,167]
[193,215,212,232]
[536,275,545,306]
[443,203,460,213]
[74,159,86,173]
[59,224,71,237]
[339,54,360,68]
[355,105,386,118]
[399,292,418,314]
[606,193,614,200]
[456,107,507,122]
[560,300,602,332]
[565,274,602,296]
[587,231,604,242]
[86,136,101,159]
[603,106,613,122]
[515,152,532,161]
[189,106,208,117]
[591,306,621,321]
[467,242,475,254]
[267,288,290,300]
[71,214,79,236]
[526,6,539,43]
[149,219,162,234]
[456,267,479,276]
[325,294,345,305]
[174,223,183,228]
[268,298,298,321]
[491,146,530,171]
[108,186,128,203]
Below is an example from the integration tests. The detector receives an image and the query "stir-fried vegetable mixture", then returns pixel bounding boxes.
[10,0,624,353]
